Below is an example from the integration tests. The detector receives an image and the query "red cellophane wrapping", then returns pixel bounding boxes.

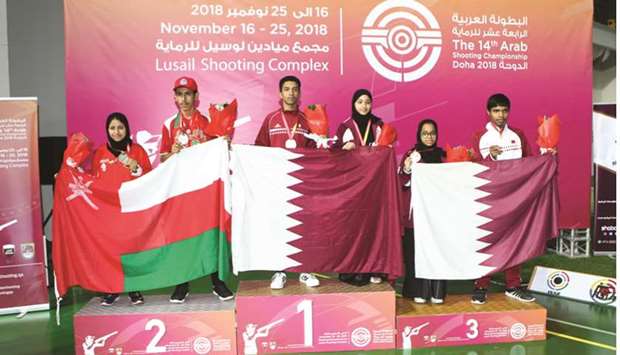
[536,114,560,149]
[376,123,397,146]
[206,99,238,137]
[303,104,329,136]
[63,132,93,167]
[445,144,473,162]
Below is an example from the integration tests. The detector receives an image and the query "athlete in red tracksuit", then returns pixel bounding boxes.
[160,76,234,303]
[470,93,536,305]
[95,112,152,306]
[254,75,319,290]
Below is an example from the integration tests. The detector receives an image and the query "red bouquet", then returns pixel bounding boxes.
[63,132,93,168]
[303,104,329,136]
[536,114,560,149]
[376,123,397,146]
[445,144,473,162]
[206,99,238,137]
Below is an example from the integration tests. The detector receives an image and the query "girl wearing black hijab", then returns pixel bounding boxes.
[335,89,384,150]
[91,112,152,306]
[399,119,448,303]
[92,112,152,179]
[336,89,385,286]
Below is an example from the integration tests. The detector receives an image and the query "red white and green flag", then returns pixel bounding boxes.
[52,138,231,296]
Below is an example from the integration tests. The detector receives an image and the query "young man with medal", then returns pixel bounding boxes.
[470,93,541,305]
[254,75,315,149]
[254,75,320,289]
[160,76,234,303]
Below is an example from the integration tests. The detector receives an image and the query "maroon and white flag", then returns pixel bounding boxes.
[231,145,403,279]
[412,155,560,279]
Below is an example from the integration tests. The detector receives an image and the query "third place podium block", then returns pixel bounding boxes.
[235,278,396,354]
[74,294,236,355]
[397,294,547,349]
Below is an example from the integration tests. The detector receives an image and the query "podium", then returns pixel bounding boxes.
[396,294,547,348]
[235,278,396,354]
[74,294,236,355]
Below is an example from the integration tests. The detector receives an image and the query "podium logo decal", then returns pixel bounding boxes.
[362,0,442,82]
[546,271,570,291]
[590,279,616,305]
[193,337,212,354]
[351,327,371,347]
[509,323,527,340]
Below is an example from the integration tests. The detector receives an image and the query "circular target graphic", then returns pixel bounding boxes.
[362,0,442,82]
[546,271,569,291]
[590,279,616,305]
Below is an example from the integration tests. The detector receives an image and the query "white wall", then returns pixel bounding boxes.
[7,0,65,240]
[7,0,65,136]
[0,0,9,96]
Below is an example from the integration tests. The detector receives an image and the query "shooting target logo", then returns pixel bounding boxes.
[362,0,442,82]
[193,337,212,354]
[546,271,569,291]
[351,327,372,347]
[509,323,527,340]
[590,279,616,305]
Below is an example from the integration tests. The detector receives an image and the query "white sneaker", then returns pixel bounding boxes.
[299,273,320,287]
[270,272,287,289]
[370,276,382,284]
[413,297,427,304]
[430,297,444,304]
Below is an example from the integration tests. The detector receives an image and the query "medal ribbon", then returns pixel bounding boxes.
[280,111,299,141]
[352,118,372,146]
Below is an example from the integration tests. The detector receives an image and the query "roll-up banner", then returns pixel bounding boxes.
[0,98,49,315]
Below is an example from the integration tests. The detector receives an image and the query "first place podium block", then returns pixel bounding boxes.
[235,278,395,354]
[396,294,546,349]
[74,294,236,355]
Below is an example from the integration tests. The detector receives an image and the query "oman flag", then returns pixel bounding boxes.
[231,145,403,279]
[52,138,231,296]
[411,155,560,280]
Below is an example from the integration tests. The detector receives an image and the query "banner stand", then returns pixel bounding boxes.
[0,98,50,315]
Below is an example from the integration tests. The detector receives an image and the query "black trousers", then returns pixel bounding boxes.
[402,228,447,300]
[176,272,225,289]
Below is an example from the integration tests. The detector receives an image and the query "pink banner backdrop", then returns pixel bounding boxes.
[0,99,48,313]
[65,0,592,228]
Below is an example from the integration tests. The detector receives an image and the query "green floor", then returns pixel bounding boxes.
[0,253,616,355]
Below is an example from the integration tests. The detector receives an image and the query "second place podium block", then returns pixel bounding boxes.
[74,294,237,355]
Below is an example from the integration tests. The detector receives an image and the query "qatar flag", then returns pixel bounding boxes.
[231,145,403,279]
[411,155,560,279]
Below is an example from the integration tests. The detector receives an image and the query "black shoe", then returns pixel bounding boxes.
[345,274,370,287]
[471,288,487,304]
[129,291,144,305]
[170,283,189,304]
[213,283,234,301]
[100,293,119,306]
[505,287,536,302]
[339,273,355,282]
